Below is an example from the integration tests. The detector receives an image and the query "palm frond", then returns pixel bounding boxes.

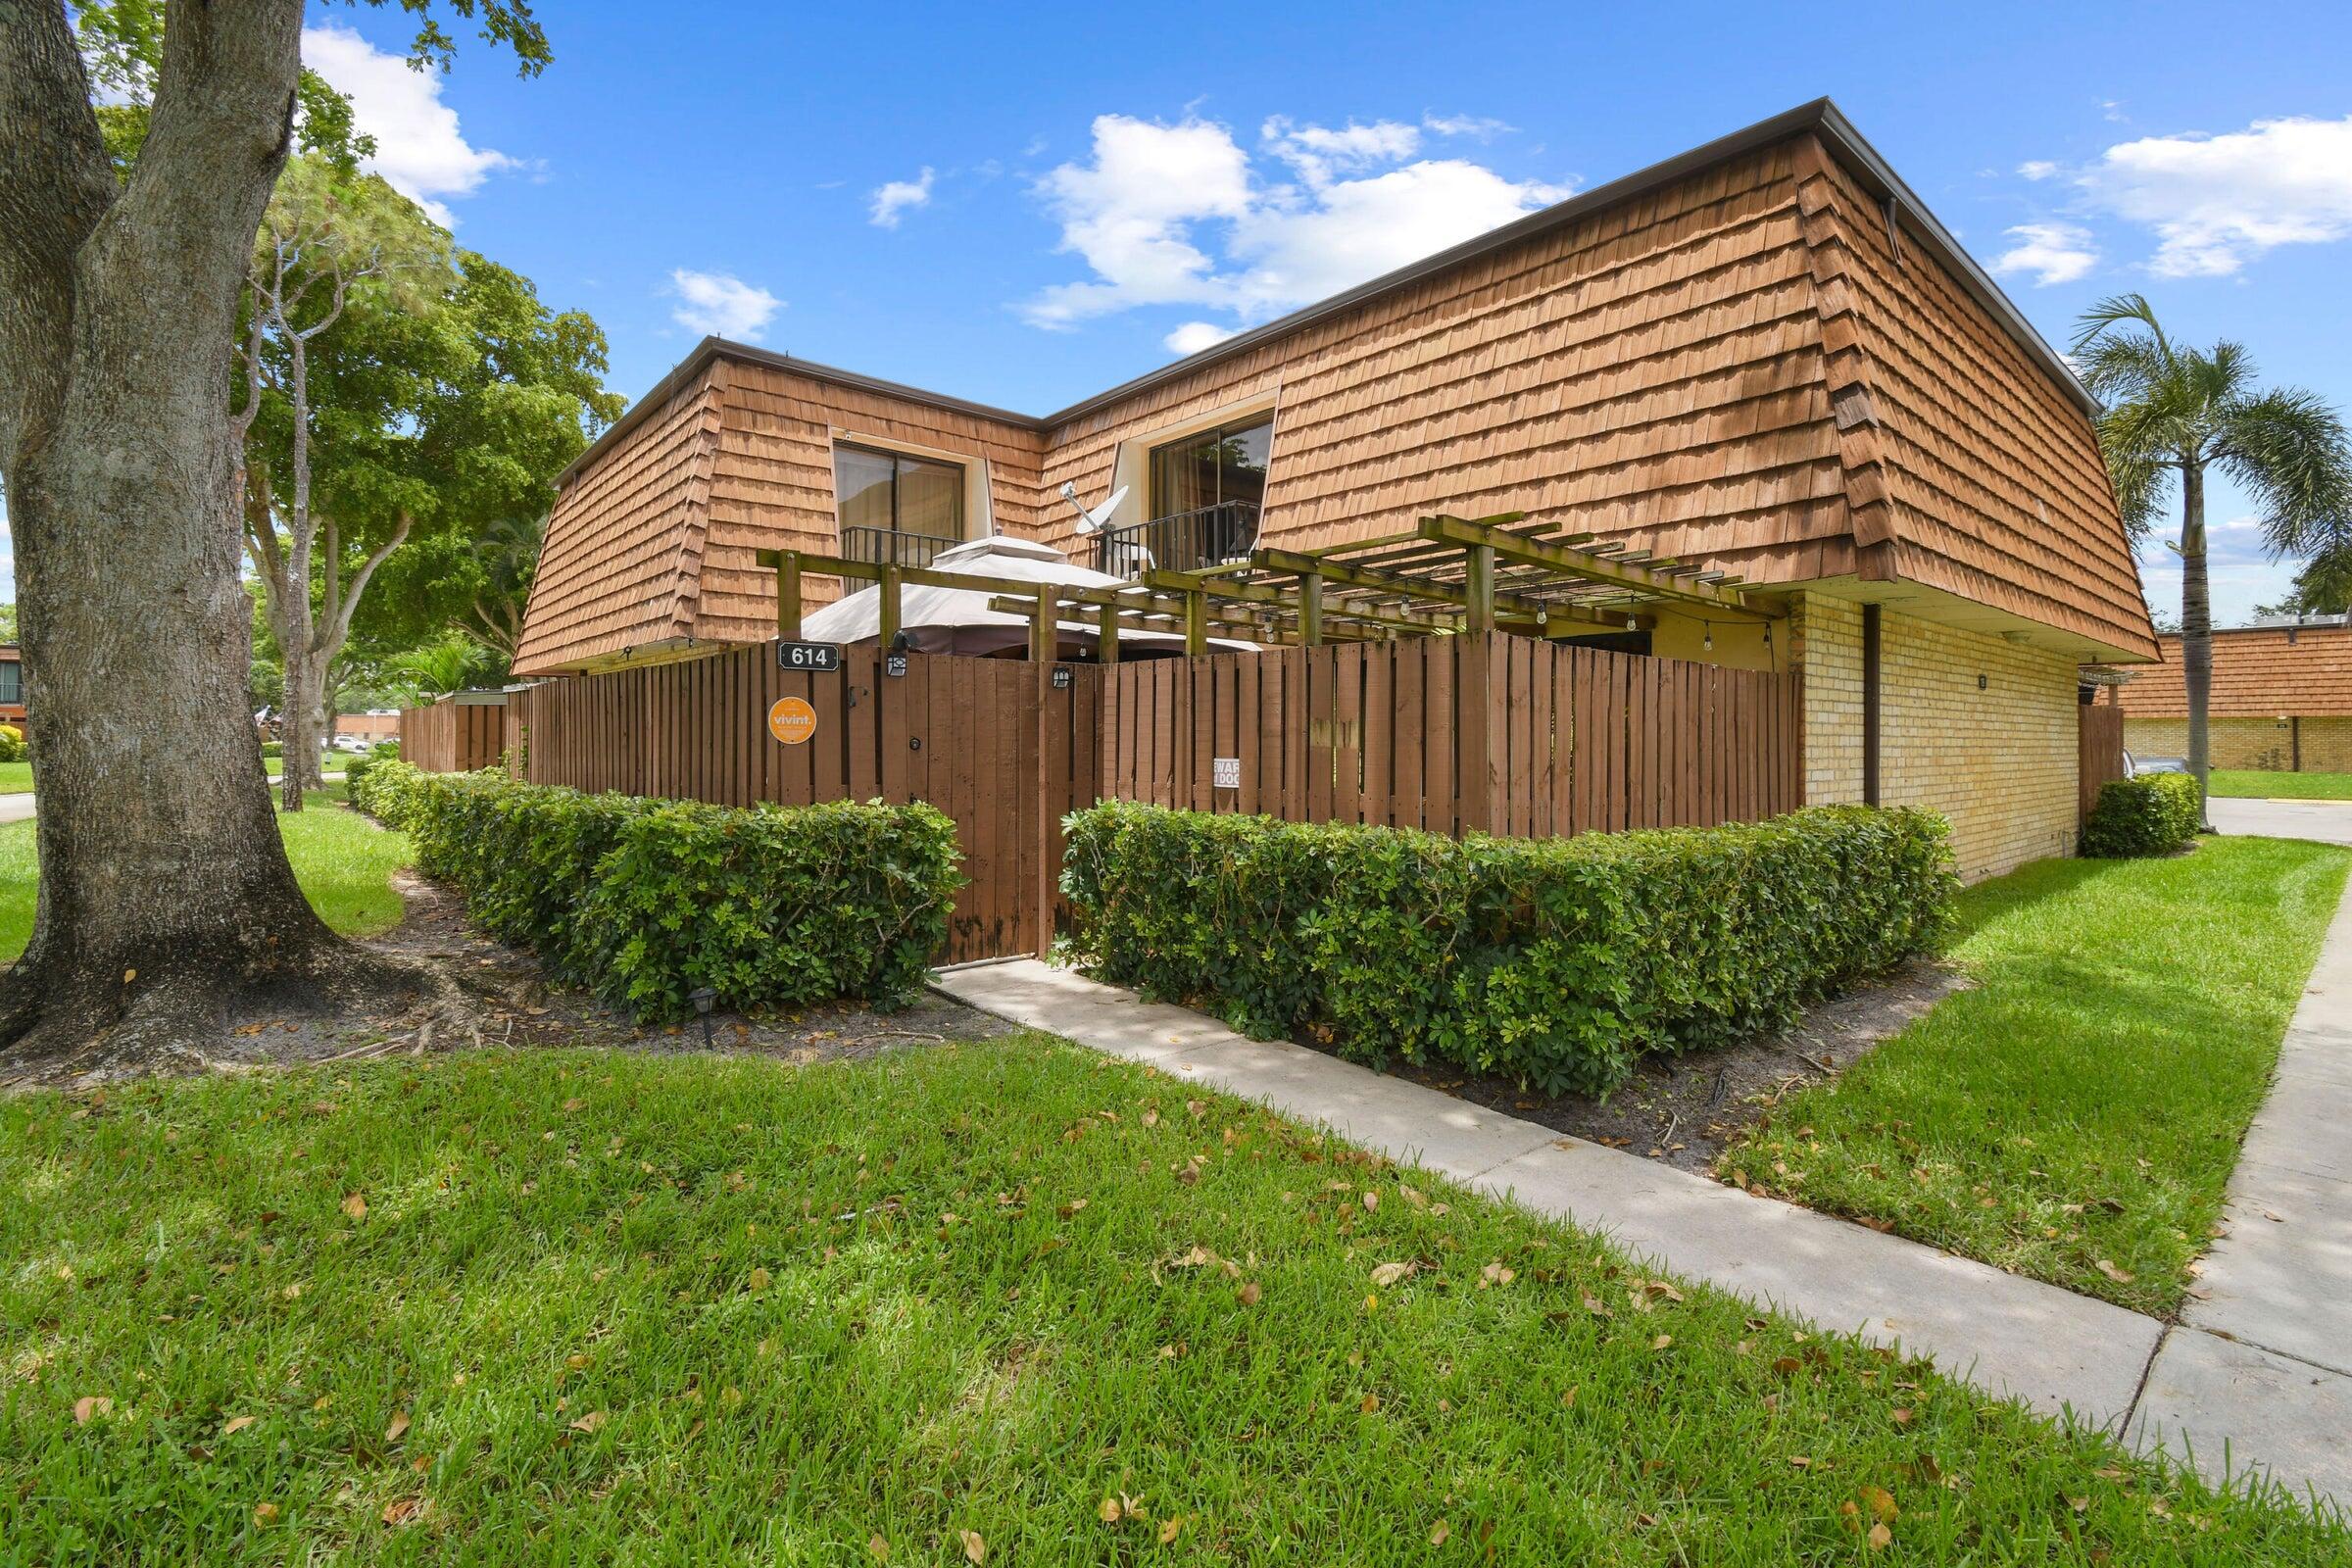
[2215,387,2352,556]
[2070,292,2172,364]
[2073,328,2170,407]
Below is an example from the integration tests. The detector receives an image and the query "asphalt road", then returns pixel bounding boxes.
[2209,796,2352,848]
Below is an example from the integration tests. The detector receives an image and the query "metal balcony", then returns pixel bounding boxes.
[1091,500,1261,579]
[839,524,959,569]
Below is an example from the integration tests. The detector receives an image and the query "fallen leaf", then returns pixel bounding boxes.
[562,1098,585,1112]
[123,968,136,983]
[867,1534,890,1562]
[2094,1259,2135,1285]
[749,1267,770,1291]
[384,1410,411,1444]
[1560,1386,1579,1408]
[342,1193,368,1221]
[1186,1100,1206,1118]
[73,1396,112,1424]
[1398,1185,1427,1208]
[1789,1455,1812,1469]
[222,1415,258,1437]
[1099,1496,1123,1524]
[253,1502,279,1526]
[1359,1393,1381,1413]
[1370,1260,1415,1288]
[1361,1190,1378,1212]
[1858,1486,1898,1524]
[1430,1520,1451,1546]
[1651,1334,1673,1350]
[1890,1406,1914,1427]
[382,1496,422,1527]
[1236,1281,1261,1306]
[1480,1261,1515,1286]
[959,1529,986,1563]
[1158,1516,1183,1544]
[1867,1522,1891,1549]
[569,1411,608,1434]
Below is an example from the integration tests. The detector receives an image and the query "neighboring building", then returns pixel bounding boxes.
[2116,618,2352,773]
[0,645,24,727]
[515,98,2155,881]
[335,711,402,743]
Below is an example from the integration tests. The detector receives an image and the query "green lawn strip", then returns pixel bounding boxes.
[0,760,28,795]
[2,1041,2337,1563]
[1721,836,2351,1315]
[2208,769,2352,801]
[0,794,406,960]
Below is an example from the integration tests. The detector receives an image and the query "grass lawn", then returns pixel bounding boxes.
[0,758,342,795]
[2208,769,2352,801]
[1720,836,2350,1315]
[3,1041,2342,1563]
[0,793,407,961]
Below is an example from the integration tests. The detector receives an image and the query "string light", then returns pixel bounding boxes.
[1701,620,1714,653]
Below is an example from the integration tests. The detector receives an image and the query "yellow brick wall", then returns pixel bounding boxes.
[1796,594,2080,882]
[2126,715,2352,772]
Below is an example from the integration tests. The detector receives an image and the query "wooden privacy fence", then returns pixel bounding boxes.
[411,634,1801,963]
[399,694,506,773]
[2078,703,2126,823]
[504,644,1092,965]
[1102,635,1800,838]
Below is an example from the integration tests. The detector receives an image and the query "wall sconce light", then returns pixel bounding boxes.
[1978,673,1988,691]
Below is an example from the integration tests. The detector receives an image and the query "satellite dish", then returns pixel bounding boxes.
[1059,480,1129,536]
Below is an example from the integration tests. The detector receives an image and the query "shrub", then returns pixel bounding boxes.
[342,742,399,797]
[0,725,24,763]
[261,741,283,759]
[1062,803,1957,1097]
[2082,772,2202,858]
[352,761,960,1021]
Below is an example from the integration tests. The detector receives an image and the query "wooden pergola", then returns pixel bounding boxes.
[758,511,1783,662]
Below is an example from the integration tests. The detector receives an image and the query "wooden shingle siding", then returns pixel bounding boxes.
[1793,143,2152,656]
[517,113,2156,677]
[2118,627,2352,718]
[690,361,1047,647]
[515,365,727,672]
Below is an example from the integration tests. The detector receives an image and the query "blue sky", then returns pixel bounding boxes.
[9,0,2350,625]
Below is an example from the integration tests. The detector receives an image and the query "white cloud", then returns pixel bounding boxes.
[1163,320,1233,356]
[1423,113,1512,141]
[2075,114,2352,277]
[667,270,782,341]
[1991,221,2098,286]
[301,24,516,226]
[869,168,935,228]
[2016,160,2059,181]
[1020,113,1566,333]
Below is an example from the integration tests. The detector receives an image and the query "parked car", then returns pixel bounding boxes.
[2125,752,2189,778]
[330,734,375,756]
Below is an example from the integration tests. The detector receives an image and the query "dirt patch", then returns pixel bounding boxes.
[6,846,1014,1089]
[1306,960,1971,1175]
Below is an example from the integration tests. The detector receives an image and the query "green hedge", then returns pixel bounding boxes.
[1061,803,1957,1097]
[353,761,960,1021]
[2082,771,2202,858]
[342,742,399,796]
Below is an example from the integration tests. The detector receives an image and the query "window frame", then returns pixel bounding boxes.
[832,439,968,541]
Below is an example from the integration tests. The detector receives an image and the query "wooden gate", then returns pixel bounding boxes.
[2078,702,2126,823]
[511,646,1077,965]
[399,695,506,773]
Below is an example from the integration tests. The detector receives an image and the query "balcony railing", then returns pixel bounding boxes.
[1091,500,1261,579]
[841,524,958,569]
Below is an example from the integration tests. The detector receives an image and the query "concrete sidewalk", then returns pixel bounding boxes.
[2131,875,2352,1503]
[2211,795,2352,848]
[937,889,2352,1507]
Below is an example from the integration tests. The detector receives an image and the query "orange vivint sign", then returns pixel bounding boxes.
[766,696,816,745]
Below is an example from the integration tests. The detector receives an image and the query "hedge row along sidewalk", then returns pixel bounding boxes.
[6,1040,2346,1563]
[353,761,958,1021]
[1720,835,2352,1315]
[1061,802,1955,1096]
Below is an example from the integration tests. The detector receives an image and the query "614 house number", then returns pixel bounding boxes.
[775,640,843,672]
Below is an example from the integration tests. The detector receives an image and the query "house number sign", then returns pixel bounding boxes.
[775,640,843,672]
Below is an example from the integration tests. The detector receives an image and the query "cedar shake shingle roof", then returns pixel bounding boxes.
[515,99,2156,676]
[2116,626,2352,718]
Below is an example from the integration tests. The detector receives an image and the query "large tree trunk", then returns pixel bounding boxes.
[0,1,450,1075]
[2180,458,2214,831]
[279,635,326,808]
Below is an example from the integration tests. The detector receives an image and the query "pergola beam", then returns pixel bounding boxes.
[1415,515,1782,620]
[1251,546,1630,633]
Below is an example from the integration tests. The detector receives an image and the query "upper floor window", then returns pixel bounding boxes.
[1149,416,1272,522]
[0,662,19,707]
[835,442,965,541]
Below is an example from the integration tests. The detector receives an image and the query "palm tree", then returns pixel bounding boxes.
[2073,295,2352,822]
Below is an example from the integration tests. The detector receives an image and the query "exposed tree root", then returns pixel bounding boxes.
[0,937,480,1089]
